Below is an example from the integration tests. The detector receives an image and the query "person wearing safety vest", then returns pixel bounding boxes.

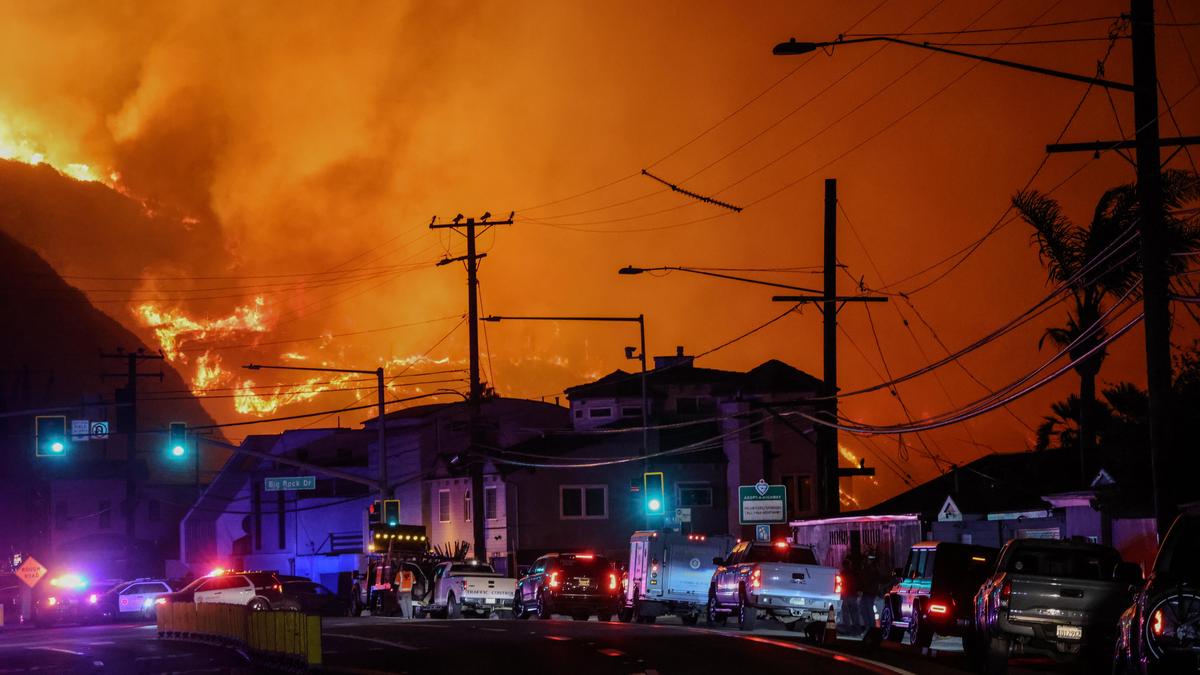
[395,567,415,619]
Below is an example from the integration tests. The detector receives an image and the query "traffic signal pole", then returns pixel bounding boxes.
[101,349,164,540]
[431,213,513,563]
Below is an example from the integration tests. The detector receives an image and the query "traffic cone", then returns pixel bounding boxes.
[823,607,838,644]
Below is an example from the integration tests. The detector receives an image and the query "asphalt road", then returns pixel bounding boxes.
[0,615,1073,674]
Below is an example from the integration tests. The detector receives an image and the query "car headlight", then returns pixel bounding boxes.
[1146,592,1200,660]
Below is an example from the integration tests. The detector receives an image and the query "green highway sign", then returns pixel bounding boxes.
[738,479,788,524]
[265,476,317,492]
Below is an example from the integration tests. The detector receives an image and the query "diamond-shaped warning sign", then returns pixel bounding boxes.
[16,556,47,588]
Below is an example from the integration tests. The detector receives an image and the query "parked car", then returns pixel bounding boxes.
[880,541,999,648]
[92,578,175,622]
[160,570,284,611]
[273,580,350,616]
[514,553,621,621]
[972,538,1142,673]
[623,530,736,625]
[427,561,516,619]
[707,540,840,632]
[1114,511,1200,674]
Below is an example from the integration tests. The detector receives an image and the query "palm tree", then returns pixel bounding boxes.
[1013,169,1199,483]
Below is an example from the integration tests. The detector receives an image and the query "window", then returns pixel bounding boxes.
[148,499,161,523]
[55,500,68,530]
[589,407,612,418]
[99,500,111,530]
[438,489,451,523]
[621,407,642,417]
[782,474,812,516]
[560,485,607,519]
[485,486,498,520]
[677,483,713,508]
[464,489,471,522]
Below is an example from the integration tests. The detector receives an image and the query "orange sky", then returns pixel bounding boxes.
[1,0,1197,506]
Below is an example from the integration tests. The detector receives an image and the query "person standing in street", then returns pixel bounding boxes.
[858,548,881,634]
[395,565,415,619]
[839,552,862,635]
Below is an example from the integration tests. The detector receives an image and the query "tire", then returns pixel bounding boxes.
[706,590,726,627]
[447,593,461,619]
[537,590,553,620]
[248,598,270,612]
[880,601,903,642]
[737,588,757,632]
[984,634,1010,675]
[911,603,934,649]
[513,591,525,619]
[682,613,699,626]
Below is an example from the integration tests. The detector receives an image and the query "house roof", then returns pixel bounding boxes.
[860,448,1084,518]
[564,358,822,400]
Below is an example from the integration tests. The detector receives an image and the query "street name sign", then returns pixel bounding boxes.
[265,476,316,491]
[16,556,47,588]
[738,479,787,524]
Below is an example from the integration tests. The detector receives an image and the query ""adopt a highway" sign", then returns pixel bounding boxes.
[738,479,788,525]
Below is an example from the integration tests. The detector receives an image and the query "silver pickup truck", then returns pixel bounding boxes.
[972,538,1142,674]
[707,540,840,631]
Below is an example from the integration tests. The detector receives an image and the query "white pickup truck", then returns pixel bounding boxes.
[427,561,516,619]
[708,540,841,631]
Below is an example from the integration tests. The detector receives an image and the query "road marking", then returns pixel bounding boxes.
[545,635,571,641]
[598,648,624,656]
[33,647,85,656]
[324,633,421,651]
[85,641,115,645]
[478,627,507,632]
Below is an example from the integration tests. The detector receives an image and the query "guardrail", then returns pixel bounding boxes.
[157,602,321,669]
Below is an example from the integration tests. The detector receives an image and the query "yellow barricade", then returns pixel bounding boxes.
[157,602,321,668]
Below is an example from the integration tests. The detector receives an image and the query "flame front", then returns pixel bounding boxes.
[1,116,112,185]
[136,297,269,362]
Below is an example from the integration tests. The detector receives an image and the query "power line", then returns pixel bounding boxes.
[845,15,1122,37]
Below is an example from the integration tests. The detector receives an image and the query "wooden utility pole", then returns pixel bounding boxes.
[774,179,885,516]
[100,348,163,539]
[431,212,513,562]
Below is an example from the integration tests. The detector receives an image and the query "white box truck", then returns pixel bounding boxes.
[622,530,736,624]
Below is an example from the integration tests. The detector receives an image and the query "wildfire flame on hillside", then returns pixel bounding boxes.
[1,117,116,185]
[136,297,269,362]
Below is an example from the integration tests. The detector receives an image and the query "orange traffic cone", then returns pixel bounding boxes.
[823,607,838,644]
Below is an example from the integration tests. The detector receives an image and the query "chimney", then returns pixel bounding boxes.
[654,345,694,370]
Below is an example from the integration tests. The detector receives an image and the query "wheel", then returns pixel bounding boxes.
[513,591,525,619]
[682,613,699,626]
[984,634,1010,675]
[880,601,903,642]
[598,613,613,622]
[537,590,553,620]
[447,593,461,619]
[911,603,934,648]
[572,613,590,621]
[737,588,757,632]
[706,590,726,627]
[248,598,270,611]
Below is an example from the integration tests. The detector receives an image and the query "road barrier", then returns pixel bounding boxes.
[157,602,322,669]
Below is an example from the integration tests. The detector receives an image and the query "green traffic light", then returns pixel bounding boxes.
[51,441,64,453]
[171,445,185,457]
[648,498,662,513]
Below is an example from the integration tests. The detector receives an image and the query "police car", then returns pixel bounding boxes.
[96,578,174,621]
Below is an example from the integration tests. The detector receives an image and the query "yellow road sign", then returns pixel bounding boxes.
[16,556,47,588]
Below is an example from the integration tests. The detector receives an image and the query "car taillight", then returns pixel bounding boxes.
[1151,608,1164,637]
[834,573,843,595]
[750,567,762,590]
[609,573,617,591]
[548,571,560,589]
[929,603,948,615]
[999,579,1012,608]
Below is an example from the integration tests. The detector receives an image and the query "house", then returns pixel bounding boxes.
[791,448,1160,571]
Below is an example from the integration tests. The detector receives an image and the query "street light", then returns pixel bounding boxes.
[482,314,651,479]
[243,362,391,501]
[776,1,1186,536]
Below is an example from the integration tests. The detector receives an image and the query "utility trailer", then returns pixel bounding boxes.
[623,530,736,624]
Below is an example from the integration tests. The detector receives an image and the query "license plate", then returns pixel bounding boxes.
[485,598,496,604]
[1056,625,1083,640]
[578,580,591,588]
[789,598,807,606]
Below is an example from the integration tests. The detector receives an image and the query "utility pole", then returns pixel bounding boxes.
[431,212,513,563]
[101,348,163,540]
[774,179,885,517]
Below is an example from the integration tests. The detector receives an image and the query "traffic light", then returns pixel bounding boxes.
[383,499,400,527]
[644,471,665,515]
[167,422,187,459]
[35,415,68,457]
[368,501,382,526]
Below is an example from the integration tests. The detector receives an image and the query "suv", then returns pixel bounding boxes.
[515,553,621,621]
[1114,511,1200,674]
[973,538,1141,673]
[880,541,998,648]
[94,578,175,622]
[161,571,284,611]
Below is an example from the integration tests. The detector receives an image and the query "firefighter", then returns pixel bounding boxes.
[395,564,415,619]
